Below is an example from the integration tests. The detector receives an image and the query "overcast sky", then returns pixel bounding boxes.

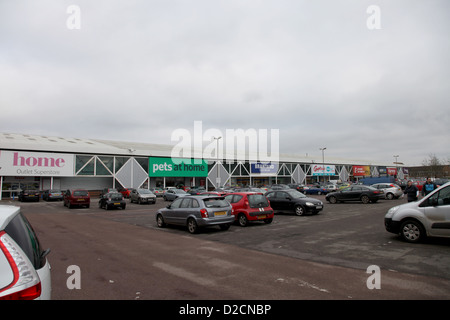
[1,0,449,166]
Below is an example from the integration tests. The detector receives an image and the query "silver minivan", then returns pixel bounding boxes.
[385,182,450,243]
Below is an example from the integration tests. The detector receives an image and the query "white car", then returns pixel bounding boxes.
[372,183,403,200]
[385,182,450,243]
[0,205,51,299]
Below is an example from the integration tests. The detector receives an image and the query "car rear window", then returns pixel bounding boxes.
[109,193,122,200]
[203,198,229,208]
[248,194,269,208]
[73,190,88,196]
[4,213,46,269]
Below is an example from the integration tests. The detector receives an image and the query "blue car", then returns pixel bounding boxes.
[305,186,329,195]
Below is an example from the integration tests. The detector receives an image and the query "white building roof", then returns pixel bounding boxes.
[0,132,392,166]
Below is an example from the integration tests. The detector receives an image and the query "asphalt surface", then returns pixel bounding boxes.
[4,195,450,300]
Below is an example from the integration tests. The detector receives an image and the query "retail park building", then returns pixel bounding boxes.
[0,133,408,199]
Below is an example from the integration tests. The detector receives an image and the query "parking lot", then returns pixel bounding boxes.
[5,195,450,299]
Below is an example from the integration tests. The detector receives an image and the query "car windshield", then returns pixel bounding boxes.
[203,198,229,208]
[286,190,306,198]
[138,189,152,194]
[174,189,187,194]
[248,194,269,208]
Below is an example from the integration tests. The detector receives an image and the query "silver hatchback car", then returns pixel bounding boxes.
[156,196,234,234]
[0,205,51,299]
[372,183,403,200]
[130,188,156,204]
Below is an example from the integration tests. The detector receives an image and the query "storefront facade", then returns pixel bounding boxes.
[0,133,405,199]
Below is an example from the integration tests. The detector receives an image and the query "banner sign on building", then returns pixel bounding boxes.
[353,165,371,176]
[149,157,208,177]
[387,167,397,176]
[250,162,278,176]
[0,150,74,176]
[311,164,336,176]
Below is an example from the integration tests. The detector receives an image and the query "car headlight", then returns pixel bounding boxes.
[305,202,315,206]
[385,206,399,218]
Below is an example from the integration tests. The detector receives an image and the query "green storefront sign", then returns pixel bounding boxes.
[149,157,208,177]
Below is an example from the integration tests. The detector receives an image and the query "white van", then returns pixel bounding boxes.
[385,182,450,243]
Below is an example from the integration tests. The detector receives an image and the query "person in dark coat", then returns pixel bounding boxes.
[422,178,438,196]
[404,180,419,202]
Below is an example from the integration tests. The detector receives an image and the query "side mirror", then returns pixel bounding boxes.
[166,204,171,209]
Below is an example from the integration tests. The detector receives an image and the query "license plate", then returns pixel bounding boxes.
[316,205,323,209]
[257,215,267,219]
[215,211,226,216]
[78,199,85,201]
[114,202,120,205]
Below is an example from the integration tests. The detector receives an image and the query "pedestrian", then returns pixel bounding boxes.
[404,180,419,202]
[422,178,438,196]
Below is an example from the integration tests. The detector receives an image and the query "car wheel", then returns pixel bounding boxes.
[187,218,199,234]
[400,220,425,243]
[219,224,230,231]
[294,205,305,216]
[156,214,166,228]
[138,198,142,204]
[361,195,370,204]
[238,213,248,227]
[386,193,394,200]
[328,196,337,204]
[122,204,126,210]
[98,201,102,208]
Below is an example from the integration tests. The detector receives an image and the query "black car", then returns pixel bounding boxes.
[325,185,384,204]
[99,192,126,210]
[18,189,40,202]
[265,189,324,216]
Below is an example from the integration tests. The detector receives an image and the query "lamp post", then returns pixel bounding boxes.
[393,155,399,179]
[320,147,327,183]
[214,136,222,188]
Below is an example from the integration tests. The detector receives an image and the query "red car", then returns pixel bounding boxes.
[224,192,274,227]
[63,189,90,208]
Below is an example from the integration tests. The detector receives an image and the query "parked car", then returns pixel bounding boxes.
[150,188,164,197]
[385,182,450,243]
[99,192,126,210]
[265,189,324,216]
[371,183,403,200]
[268,184,290,191]
[156,196,234,234]
[42,189,63,201]
[326,185,384,204]
[325,184,338,192]
[63,189,90,208]
[163,188,188,201]
[130,189,156,204]
[187,187,206,195]
[225,192,274,227]
[117,187,132,198]
[337,183,351,190]
[0,205,51,299]
[18,190,40,202]
[304,186,329,195]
